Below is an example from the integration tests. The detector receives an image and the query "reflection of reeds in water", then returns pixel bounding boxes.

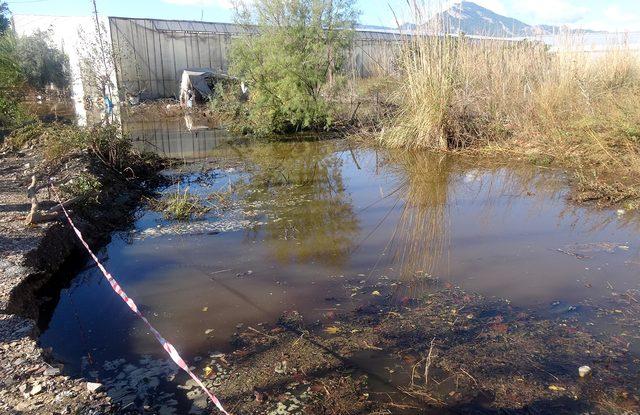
[384,151,596,300]
[389,151,453,297]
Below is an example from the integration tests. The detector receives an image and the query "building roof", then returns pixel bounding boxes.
[108,16,405,41]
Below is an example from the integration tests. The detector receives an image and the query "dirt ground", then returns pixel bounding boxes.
[0,138,161,414]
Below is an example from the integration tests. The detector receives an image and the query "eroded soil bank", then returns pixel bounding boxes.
[0,133,162,414]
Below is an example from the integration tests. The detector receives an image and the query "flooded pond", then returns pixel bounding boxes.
[38,116,640,413]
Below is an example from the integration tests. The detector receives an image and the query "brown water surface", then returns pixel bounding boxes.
[39,116,640,413]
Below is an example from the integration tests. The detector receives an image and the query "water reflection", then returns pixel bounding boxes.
[124,113,232,159]
[389,152,452,286]
[222,142,360,267]
[384,151,637,301]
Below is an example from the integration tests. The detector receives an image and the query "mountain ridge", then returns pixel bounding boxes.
[358,2,603,37]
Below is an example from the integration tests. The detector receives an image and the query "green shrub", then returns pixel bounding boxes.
[3,122,44,150]
[3,122,142,176]
[0,33,25,130]
[15,30,71,92]
[60,173,102,201]
[150,186,210,221]
[226,0,358,136]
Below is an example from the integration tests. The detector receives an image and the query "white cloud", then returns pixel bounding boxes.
[604,5,639,24]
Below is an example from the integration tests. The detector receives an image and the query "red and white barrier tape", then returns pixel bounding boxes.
[49,183,229,415]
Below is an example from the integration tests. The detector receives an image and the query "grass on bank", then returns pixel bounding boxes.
[379,33,640,207]
[3,121,156,174]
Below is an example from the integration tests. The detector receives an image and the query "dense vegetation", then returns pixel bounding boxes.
[0,3,24,130]
[213,0,358,136]
[0,2,9,35]
[0,3,71,132]
[16,30,71,92]
[377,29,640,207]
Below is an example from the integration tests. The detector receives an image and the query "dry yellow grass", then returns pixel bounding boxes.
[379,25,640,206]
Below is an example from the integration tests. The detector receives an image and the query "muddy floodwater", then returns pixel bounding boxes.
[38,116,640,413]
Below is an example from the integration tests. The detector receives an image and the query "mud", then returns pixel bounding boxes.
[209,280,640,414]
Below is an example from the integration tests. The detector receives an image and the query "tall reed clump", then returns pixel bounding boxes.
[381,19,640,205]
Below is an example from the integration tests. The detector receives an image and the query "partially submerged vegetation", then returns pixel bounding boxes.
[148,186,211,221]
[200,281,640,415]
[1,0,640,413]
[378,31,640,207]
[203,0,640,207]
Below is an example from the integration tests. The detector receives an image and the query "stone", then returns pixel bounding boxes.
[30,384,43,395]
[86,382,103,393]
[44,366,61,376]
[578,365,592,378]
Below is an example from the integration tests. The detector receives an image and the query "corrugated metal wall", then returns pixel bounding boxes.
[109,17,402,99]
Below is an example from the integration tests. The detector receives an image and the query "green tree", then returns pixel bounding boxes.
[0,34,25,129]
[16,30,70,92]
[0,2,10,35]
[229,0,358,136]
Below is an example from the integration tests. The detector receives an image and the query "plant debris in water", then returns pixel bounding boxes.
[186,279,640,415]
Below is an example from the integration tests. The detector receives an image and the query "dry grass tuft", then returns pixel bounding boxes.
[379,19,640,205]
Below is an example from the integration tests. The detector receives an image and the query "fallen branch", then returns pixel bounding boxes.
[48,194,89,212]
[25,176,59,225]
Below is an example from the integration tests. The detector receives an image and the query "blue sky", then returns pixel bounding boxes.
[6,0,640,31]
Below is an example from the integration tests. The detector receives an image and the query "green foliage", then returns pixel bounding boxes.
[61,173,102,200]
[3,121,140,174]
[228,0,358,136]
[0,33,26,129]
[41,123,136,171]
[40,123,91,161]
[3,122,43,150]
[150,186,211,221]
[0,2,10,35]
[208,81,253,135]
[16,30,71,91]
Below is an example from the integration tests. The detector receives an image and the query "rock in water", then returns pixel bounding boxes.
[578,366,592,378]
